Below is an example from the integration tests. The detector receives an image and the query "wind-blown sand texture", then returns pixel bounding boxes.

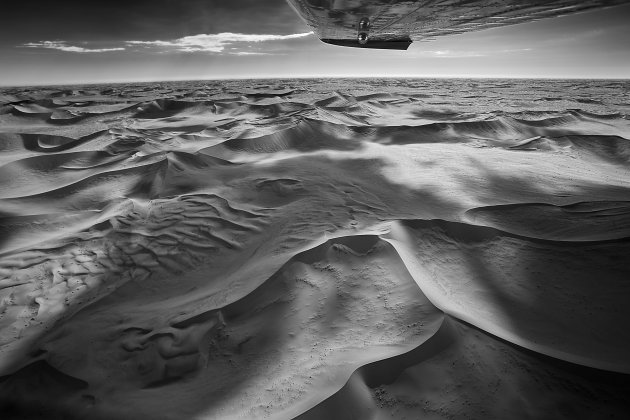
[1,78,629,419]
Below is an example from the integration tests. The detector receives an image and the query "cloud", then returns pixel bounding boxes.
[419,50,486,58]
[126,32,313,53]
[231,51,274,56]
[18,32,312,55]
[22,41,125,53]
[413,47,532,58]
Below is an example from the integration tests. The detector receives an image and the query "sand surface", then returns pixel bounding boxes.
[1,78,629,419]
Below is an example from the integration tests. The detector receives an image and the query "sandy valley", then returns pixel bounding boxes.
[1,78,629,419]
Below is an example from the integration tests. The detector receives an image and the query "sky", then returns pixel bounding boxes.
[0,0,629,86]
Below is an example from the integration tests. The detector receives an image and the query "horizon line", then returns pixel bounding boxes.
[2,74,629,88]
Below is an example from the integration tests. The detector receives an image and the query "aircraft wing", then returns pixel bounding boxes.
[286,0,625,50]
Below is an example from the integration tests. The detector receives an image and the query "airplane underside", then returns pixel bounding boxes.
[286,0,625,50]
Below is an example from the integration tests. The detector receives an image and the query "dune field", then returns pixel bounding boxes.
[0,78,629,419]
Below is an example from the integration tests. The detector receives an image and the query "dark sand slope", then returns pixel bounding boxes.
[385,219,630,372]
[1,79,630,419]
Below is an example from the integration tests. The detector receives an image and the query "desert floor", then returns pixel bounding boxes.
[1,78,629,419]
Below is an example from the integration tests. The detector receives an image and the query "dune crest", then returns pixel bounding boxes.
[1,79,630,419]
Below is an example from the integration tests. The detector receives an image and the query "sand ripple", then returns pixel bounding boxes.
[1,79,629,419]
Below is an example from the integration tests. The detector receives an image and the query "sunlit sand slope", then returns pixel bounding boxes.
[1,79,629,419]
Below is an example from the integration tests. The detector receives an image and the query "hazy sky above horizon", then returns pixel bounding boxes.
[1,0,629,86]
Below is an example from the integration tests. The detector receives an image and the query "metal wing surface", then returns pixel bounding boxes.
[286,0,625,50]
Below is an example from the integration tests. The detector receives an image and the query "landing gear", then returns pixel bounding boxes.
[357,17,370,45]
[358,17,370,31]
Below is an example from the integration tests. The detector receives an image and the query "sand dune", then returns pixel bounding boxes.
[385,218,630,373]
[465,201,630,241]
[1,79,629,419]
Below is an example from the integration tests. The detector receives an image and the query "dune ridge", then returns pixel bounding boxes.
[1,78,629,419]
